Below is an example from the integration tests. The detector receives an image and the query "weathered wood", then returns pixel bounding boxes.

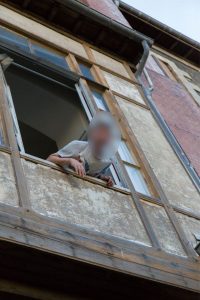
[0,205,195,265]
[113,152,161,249]
[0,66,30,209]
[0,241,199,300]
[0,210,199,291]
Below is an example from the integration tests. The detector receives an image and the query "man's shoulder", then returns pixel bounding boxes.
[67,140,88,148]
[57,140,88,157]
[63,140,88,151]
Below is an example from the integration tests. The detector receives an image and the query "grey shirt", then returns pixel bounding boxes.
[57,140,111,176]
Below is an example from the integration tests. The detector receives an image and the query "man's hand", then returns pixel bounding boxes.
[99,175,114,187]
[48,155,86,177]
[68,158,85,177]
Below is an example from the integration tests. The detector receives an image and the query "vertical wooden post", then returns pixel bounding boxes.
[0,64,31,209]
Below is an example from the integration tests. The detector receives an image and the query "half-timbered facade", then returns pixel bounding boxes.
[0,0,199,298]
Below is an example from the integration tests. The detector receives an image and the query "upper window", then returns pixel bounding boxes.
[30,42,69,70]
[0,26,30,53]
[0,26,69,71]
[78,62,94,81]
[91,89,108,111]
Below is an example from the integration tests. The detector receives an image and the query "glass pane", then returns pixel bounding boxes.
[79,63,94,81]
[125,165,151,196]
[0,26,30,53]
[31,42,69,70]
[118,141,136,164]
[145,55,165,76]
[92,90,108,111]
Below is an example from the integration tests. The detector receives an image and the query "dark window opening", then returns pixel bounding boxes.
[5,64,88,159]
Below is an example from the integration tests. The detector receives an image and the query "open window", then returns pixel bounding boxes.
[0,24,91,160]
[0,24,151,192]
[4,63,89,160]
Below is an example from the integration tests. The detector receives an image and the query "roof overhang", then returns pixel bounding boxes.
[119,1,200,67]
[0,0,153,67]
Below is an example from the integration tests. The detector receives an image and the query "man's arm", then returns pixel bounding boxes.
[96,165,114,187]
[47,154,85,177]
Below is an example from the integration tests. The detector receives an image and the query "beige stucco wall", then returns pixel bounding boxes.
[142,201,185,256]
[103,71,146,105]
[117,97,200,215]
[22,159,151,246]
[0,146,196,257]
[0,152,18,207]
[92,49,130,78]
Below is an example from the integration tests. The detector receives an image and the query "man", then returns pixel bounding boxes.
[48,112,120,187]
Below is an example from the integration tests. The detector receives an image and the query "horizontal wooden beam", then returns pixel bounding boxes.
[0,209,199,292]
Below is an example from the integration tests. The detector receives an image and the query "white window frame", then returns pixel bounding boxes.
[2,71,25,153]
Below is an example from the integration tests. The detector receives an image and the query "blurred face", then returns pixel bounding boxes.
[89,125,112,158]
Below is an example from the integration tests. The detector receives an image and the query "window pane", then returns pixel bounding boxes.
[145,55,165,76]
[31,42,69,70]
[92,90,108,111]
[125,165,151,196]
[79,63,94,81]
[118,141,135,164]
[0,26,30,53]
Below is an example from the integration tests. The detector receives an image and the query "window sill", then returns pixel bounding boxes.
[20,153,131,195]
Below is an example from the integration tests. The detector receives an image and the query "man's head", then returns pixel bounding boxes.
[88,112,120,159]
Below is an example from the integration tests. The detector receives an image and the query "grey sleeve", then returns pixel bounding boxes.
[57,141,86,158]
